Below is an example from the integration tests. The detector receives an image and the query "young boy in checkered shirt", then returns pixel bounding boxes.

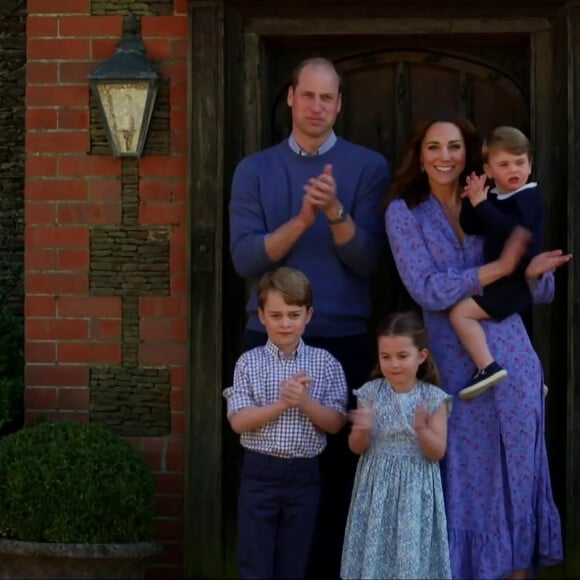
[223,267,348,580]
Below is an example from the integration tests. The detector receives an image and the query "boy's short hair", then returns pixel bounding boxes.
[482,126,531,162]
[257,267,313,310]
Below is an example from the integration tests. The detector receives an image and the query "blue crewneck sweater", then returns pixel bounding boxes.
[229,137,390,337]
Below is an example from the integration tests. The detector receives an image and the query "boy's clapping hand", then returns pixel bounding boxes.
[280,371,314,407]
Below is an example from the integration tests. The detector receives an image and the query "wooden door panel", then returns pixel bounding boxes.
[472,77,528,136]
[408,63,462,118]
[341,65,397,162]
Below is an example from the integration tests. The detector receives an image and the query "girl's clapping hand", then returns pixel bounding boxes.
[413,405,429,431]
[349,403,375,431]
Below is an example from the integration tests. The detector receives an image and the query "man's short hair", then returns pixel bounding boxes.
[290,57,342,92]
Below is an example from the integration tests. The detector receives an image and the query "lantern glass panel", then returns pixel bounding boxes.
[96,81,151,156]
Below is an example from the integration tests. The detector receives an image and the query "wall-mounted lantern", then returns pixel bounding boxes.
[88,13,159,158]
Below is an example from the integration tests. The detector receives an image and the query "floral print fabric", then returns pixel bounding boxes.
[385,196,563,579]
[341,379,452,580]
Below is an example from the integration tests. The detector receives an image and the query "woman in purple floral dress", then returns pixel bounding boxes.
[385,116,568,579]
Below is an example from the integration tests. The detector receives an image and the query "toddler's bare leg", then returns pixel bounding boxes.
[449,298,493,369]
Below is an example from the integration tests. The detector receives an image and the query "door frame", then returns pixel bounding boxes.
[185,3,577,577]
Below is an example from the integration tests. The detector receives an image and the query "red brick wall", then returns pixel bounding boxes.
[25,1,188,576]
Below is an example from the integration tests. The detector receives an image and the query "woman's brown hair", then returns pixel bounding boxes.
[388,115,481,208]
[373,311,440,386]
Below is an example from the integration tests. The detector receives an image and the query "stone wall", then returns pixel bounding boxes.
[89,158,172,436]
[92,0,174,16]
[0,0,25,310]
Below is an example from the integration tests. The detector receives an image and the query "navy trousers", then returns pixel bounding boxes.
[242,330,373,579]
[238,449,320,580]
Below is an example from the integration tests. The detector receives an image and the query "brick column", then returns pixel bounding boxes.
[25,2,188,576]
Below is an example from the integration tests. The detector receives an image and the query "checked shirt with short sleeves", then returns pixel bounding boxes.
[223,339,348,458]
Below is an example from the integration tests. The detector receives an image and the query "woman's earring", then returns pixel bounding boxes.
[420,163,425,172]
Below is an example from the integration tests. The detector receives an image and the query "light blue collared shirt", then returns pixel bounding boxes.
[288,131,337,156]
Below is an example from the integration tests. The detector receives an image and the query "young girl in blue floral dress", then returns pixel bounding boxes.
[341,311,452,580]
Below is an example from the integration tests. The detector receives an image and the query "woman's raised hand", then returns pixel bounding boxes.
[526,249,572,278]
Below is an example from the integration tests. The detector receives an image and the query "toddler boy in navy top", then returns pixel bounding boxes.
[223,267,348,580]
[451,126,544,400]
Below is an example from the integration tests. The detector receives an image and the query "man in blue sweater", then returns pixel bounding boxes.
[229,56,390,578]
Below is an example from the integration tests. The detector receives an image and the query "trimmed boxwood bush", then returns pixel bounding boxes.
[0,421,155,544]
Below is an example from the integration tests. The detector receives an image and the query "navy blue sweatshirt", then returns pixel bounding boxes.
[459,182,544,271]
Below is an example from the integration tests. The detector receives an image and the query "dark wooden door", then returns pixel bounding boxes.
[221,38,533,577]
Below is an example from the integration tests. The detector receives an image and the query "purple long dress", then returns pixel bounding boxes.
[385,196,563,579]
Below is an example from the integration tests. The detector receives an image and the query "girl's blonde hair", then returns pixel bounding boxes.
[373,311,440,385]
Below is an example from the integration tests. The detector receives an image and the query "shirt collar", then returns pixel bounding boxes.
[288,131,337,156]
[490,181,537,200]
[265,338,304,361]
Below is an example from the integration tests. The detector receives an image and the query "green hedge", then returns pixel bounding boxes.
[0,421,155,543]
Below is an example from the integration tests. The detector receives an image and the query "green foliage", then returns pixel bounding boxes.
[0,264,24,431]
[0,421,155,543]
